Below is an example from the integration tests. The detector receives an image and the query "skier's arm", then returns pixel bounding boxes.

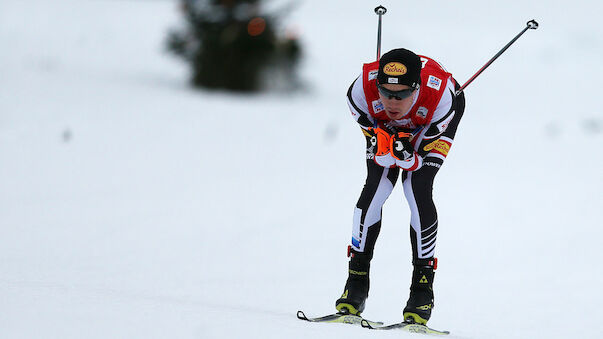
[413,79,456,158]
[398,78,456,171]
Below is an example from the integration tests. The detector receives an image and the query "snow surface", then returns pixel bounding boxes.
[1,0,602,338]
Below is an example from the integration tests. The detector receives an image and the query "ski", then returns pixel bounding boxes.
[361,319,450,335]
[297,310,383,327]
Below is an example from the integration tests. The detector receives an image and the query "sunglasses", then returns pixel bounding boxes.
[377,84,415,100]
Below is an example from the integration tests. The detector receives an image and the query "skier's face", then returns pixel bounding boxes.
[378,84,416,120]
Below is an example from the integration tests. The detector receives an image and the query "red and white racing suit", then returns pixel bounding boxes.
[346,55,466,260]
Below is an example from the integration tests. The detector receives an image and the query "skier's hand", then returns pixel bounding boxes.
[390,131,414,161]
[367,127,392,156]
[365,127,395,168]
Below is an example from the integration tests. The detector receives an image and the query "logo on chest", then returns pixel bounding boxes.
[368,70,379,81]
[417,106,429,119]
[372,99,384,113]
[427,75,442,90]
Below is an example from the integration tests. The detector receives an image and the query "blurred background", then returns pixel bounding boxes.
[0,1,601,338]
[166,0,302,92]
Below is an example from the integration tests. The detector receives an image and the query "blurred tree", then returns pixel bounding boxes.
[167,0,302,92]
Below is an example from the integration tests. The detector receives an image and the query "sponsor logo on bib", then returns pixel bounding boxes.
[368,69,379,80]
[417,106,428,118]
[372,99,384,113]
[427,75,442,90]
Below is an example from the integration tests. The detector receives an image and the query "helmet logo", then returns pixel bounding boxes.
[383,62,407,76]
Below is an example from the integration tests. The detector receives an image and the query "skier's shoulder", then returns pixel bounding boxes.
[347,73,375,128]
[359,60,380,94]
[417,55,452,94]
[417,55,450,75]
[348,73,368,107]
[403,55,452,126]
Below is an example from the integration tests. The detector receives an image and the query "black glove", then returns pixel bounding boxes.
[390,132,414,161]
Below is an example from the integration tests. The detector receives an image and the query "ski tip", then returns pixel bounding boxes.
[296,310,308,320]
[360,319,374,329]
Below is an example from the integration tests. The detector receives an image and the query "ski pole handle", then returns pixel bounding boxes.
[456,19,539,96]
[375,6,387,60]
[526,19,539,29]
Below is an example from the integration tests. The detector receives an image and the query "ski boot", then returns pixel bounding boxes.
[403,258,437,325]
[335,248,370,315]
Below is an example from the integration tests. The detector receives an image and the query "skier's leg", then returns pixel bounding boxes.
[402,165,440,260]
[401,85,465,324]
[401,165,439,324]
[351,157,399,257]
[336,129,399,315]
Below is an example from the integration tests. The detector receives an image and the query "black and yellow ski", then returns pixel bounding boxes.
[361,319,450,335]
[296,310,383,327]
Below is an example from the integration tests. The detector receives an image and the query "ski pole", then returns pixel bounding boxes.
[374,6,387,60]
[456,20,539,96]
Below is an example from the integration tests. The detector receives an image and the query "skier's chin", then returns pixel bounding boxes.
[386,110,404,120]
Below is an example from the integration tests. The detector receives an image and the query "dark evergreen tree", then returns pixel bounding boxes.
[167,0,301,92]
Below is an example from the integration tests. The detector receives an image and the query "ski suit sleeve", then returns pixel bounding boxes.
[347,75,375,130]
[405,78,457,171]
[417,78,456,147]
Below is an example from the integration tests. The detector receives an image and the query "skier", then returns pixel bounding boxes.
[335,48,466,325]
